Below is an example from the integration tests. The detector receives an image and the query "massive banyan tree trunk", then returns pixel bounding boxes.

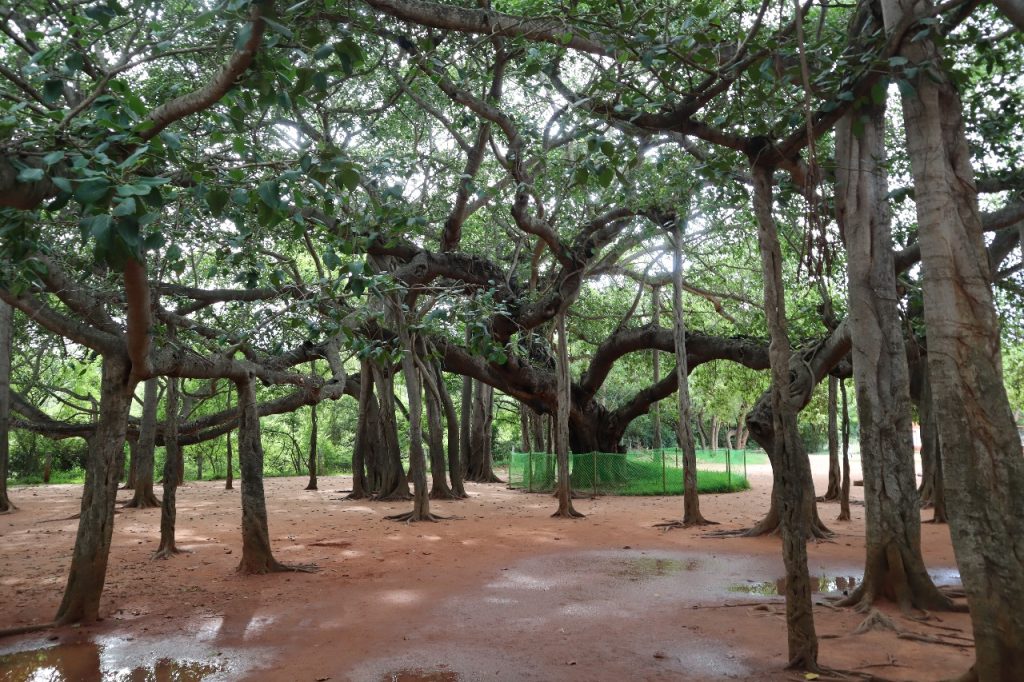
[56,355,132,624]
[835,85,951,613]
[467,380,501,482]
[881,1,1024,675]
[123,377,160,508]
[750,162,818,671]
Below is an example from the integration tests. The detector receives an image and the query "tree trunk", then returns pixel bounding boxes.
[750,162,818,671]
[225,386,234,490]
[838,378,852,522]
[386,325,438,522]
[423,360,455,500]
[347,362,373,500]
[124,378,160,508]
[519,402,531,452]
[235,376,305,574]
[835,90,950,613]
[305,402,318,491]
[467,381,500,482]
[670,220,711,526]
[460,329,473,477]
[123,436,137,490]
[881,2,1024,673]
[823,376,840,501]
[530,408,545,454]
[56,356,132,624]
[918,363,947,523]
[371,362,411,500]
[154,377,184,559]
[552,311,583,518]
[0,301,14,513]
[651,285,663,450]
[435,364,467,498]
[710,415,720,451]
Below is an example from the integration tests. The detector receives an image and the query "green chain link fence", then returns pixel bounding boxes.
[506,448,757,495]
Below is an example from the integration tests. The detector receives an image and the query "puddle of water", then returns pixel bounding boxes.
[381,669,461,681]
[0,642,222,681]
[728,575,859,596]
[612,557,687,581]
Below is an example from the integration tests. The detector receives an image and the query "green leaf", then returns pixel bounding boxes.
[42,151,65,165]
[17,167,44,182]
[234,23,254,51]
[870,81,887,105]
[897,79,916,99]
[231,188,250,205]
[51,176,73,193]
[75,177,112,205]
[206,188,230,217]
[142,232,166,251]
[112,197,136,216]
[336,166,360,191]
[257,180,280,208]
[43,79,64,105]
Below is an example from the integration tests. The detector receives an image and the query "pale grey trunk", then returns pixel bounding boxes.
[835,94,949,611]
[882,0,1024,674]
[0,301,14,512]
[552,311,582,518]
[155,377,182,558]
[125,378,160,508]
[824,376,840,501]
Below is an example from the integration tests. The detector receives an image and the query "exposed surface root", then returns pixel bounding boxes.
[152,546,190,560]
[654,516,719,530]
[237,559,319,575]
[0,621,57,639]
[122,493,161,509]
[853,608,974,649]
[385,511,451,523]
[551,507,586,519]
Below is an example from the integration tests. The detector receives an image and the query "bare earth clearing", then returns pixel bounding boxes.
[0,457,971,681]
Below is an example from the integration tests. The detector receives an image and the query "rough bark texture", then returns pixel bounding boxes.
[750,163,818,671]
[123,378,160,508]
[882,1,1024,674]
[838,378,852,522]
[553,312,583,518]
[371,362,411,500]
[823,376,840,501]
[435,364,467,498]
[918,364,947,523]
[347,362,373,500]
[55,356,132,624]
[386,326,438,522]
[669,222,710,526]
[467,381,500,482]
[235,377,293,574]
[0,301,14,512]
[422,361,456,500]
[305,402,318,491]
[154,377,184,559]
[225,387,234,490]
[835,93,951,613]
[651,285,662,450]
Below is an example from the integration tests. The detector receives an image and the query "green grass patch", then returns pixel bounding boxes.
[9,467,86,485]
[616,460,750,496]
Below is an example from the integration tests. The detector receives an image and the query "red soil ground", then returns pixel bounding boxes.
[0,457,973,681]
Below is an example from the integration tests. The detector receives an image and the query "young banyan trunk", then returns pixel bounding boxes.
[823,376,840,501]
[879,4,1024,672]
[154,376,185,559]
[0,301,15,513]
[56,356,132,624]
[552,311,583,518]
[421,360,456,500]
[838,378,851,522]
[750,163,818,671]
[225,386,234,490]
[346,361,374,500]
[467,380,501,482]
[371,361,411,500]
[434,363,467,498]
[834,91,951,613]
[305,401,318,491]
[234,376,303,574]
[123,377,160,508]
[651,285,663,450]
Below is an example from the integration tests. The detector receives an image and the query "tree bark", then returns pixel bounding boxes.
[225,386,234,489]
[0,301,14,513]
[371,361,411,500]
[823,376,840,501]
[305,402,318,491]
[835,89,951,612]
[838,378,852,522]
[918,362,947,523]
[422,360,456,500]
[56,356,132,624]
[651,285,662,450]
[552,311,583,518]
[750,162,818,671]
[124,378,160,508]
[669,220,711,526]
[154,377,184,559]
[435,364,467,498]
[234,376,308,574]
[347,363,373,500]
[881,1,1024,673]
[467,380,500,482]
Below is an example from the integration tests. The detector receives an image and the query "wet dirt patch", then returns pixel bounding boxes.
[729,575,860,596]
[381,668,461,681]
[0,641,222,681]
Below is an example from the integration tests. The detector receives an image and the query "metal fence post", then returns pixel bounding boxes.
[592,451,598,497]
[727,448,732,490]
[528,452,533,492]
[662,449,667,494]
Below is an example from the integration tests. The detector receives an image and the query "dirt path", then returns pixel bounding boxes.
[0,456,973,681]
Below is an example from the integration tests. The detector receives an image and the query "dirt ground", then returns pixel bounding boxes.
[0,456,974,681]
